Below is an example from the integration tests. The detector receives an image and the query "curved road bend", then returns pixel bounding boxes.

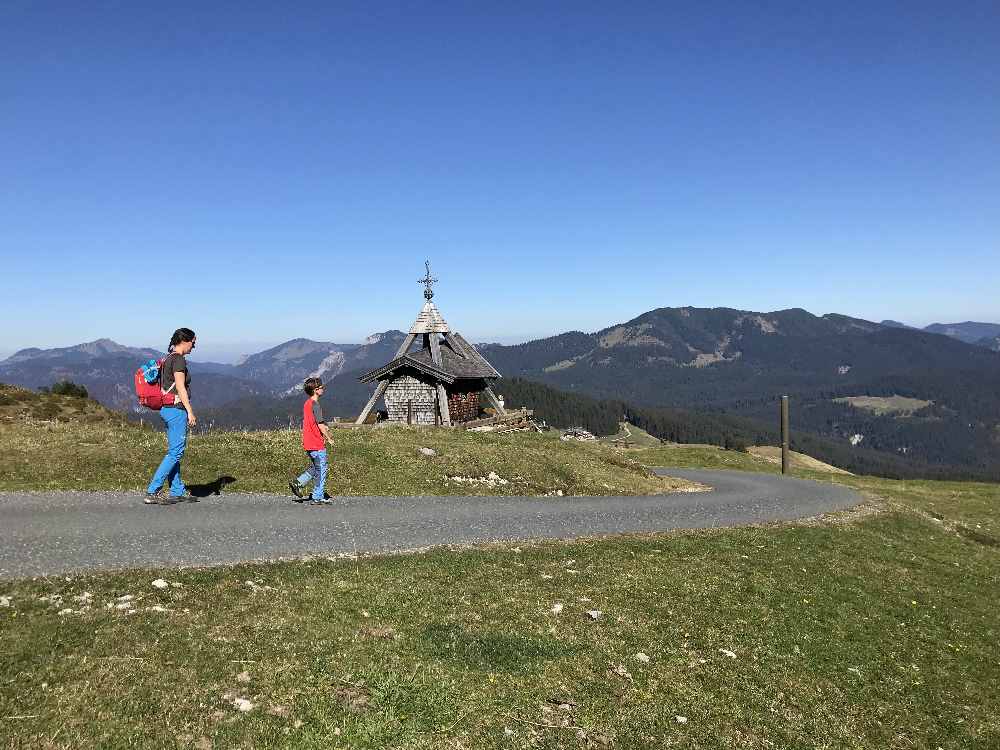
[0,468,860,579]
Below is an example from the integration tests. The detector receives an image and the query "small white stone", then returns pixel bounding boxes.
[635,652,650,663]
[551,603,563,615]
[0,596,11,607]
[612,664,633,680]
[116,594,133,602]
[233,697,254,712]
[586,610,602,620]
[675,715,688,724]
[151,579,169,590]
[719,649,737,659]
[58,608,74,616]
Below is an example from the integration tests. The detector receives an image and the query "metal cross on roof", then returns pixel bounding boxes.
[418,260,438,300]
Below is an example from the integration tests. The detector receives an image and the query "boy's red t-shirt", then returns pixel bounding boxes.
[302,398,325,451]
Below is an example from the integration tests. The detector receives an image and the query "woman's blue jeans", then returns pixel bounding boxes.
[147,407,188,496]
[296,449,328,500]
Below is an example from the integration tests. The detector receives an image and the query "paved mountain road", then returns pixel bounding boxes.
[0,469,861,579]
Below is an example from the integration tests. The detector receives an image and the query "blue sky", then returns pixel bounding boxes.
[2,1,998,362]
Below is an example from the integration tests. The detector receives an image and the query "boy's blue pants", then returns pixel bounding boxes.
[147,407,188,496]
[296,449,328,500]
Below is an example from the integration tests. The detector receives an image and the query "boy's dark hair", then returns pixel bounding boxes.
[168,327,196,351]
[304,377,323,396]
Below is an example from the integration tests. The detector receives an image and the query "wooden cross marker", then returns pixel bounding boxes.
[418,260,438,301]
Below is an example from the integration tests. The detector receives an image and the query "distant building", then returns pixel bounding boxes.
[355,262,505,426]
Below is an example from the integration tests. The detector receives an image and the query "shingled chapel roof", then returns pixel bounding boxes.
[354,261,507,426]
[359,332,500,384]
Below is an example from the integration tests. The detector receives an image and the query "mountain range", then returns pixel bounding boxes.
[881,319,1000,349]
[3,309,999,480]
[0,335,404,413]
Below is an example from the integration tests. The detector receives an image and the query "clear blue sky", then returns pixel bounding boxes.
[3,1,998,362]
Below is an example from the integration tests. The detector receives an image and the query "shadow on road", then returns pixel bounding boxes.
[188,476,237,497]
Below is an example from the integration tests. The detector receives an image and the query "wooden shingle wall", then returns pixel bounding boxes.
[384,375,437,424]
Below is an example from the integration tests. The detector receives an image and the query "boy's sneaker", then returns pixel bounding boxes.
[288,480,306,500]
[308,497,333,505]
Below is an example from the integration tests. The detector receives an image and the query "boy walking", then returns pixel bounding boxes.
[289,377,333,505]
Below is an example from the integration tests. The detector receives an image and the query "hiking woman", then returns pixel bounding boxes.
[145,327,197,504]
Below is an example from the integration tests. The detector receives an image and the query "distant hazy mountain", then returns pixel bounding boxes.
[478,307,899,402]
[0,339,263,412]
[6,313,1000,480]
[237,339,358,394]
[3,338,160,365]
[923,321,1000,345]
[476,307,999,403]
[976,335,1000,352]
[233,332,409,394]
[471,307,1000,477]
[0,331,411,412]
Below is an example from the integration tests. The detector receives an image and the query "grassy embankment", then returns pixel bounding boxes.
[0,385,688,497]
[1,387,999,748]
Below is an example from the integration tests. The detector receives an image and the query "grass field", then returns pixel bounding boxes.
[599,422,664,448]
[1,469,997,749]
[1,387,998,748]
[833,395,934,415]
[0,387,689,497]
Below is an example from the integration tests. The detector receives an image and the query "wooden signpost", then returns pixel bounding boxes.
[781,395,790,475]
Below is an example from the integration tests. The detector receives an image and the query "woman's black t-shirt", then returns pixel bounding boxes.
[161,353,191,397]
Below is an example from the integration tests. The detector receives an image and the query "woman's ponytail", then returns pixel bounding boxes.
[168,327,196,353]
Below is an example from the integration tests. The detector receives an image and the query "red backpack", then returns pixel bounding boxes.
[134,357,177,410]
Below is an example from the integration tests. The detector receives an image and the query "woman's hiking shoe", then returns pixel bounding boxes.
[288,480,306,500]
[308,498,333,505]
[144,493,176,505]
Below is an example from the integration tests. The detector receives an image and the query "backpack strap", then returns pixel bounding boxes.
[161,352,178,396]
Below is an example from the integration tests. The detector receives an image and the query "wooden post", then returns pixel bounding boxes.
[407,399,413,425]
[355,380,388,425]
[780,395,790,475]
[483,386,506,415]
[354,333,418,425]
[429,333,443,365]
[436,384,452,426]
